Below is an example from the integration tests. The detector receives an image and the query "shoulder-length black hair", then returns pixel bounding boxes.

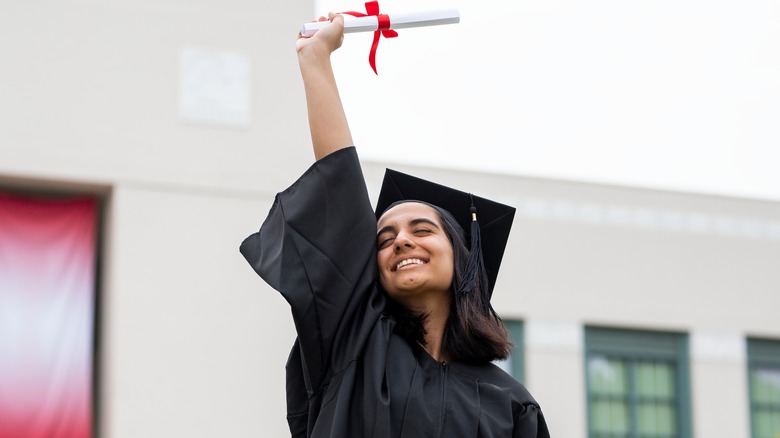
[383,203,512,364]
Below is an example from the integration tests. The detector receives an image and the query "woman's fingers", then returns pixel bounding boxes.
[296,12,345,52]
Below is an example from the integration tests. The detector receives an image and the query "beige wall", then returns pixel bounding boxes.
[2,2,779,437]
[0,0,314,190]
[1,1,314,436]
[102,185,294,437]
[691,341,750,438]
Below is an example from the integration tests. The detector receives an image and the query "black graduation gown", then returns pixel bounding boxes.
[241,147,550,438]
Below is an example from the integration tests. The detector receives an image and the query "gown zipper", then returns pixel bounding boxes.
[437,362,448,437]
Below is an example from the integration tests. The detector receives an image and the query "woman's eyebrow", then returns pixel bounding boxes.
[377,225,396,237]
[409,218,440,229]
[376,218,439,237]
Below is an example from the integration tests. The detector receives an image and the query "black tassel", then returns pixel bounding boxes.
[457,196,491,315]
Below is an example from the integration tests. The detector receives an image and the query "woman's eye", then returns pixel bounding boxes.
[414,229,432,235]
[377,237,394,249]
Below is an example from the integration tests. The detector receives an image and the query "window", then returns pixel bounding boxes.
[585,327,691,438]
[748,338,780,438]
[496,320,525,382]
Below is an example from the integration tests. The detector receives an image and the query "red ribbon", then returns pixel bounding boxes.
[341,1,398,75]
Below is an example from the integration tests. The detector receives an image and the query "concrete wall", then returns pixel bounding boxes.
[1,1,314,436]
[2,2,779,437]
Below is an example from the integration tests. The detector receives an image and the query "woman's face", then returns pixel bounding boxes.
[376,202,454,307]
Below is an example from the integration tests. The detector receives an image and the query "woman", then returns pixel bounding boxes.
[241,13,549,437]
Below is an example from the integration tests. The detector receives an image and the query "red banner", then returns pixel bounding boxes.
[0,192,97,438]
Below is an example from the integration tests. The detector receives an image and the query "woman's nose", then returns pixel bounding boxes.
[394,232,414,251]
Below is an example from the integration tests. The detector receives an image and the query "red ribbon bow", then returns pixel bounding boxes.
[341,1,398,75]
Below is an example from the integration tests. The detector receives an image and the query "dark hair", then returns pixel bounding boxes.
[382,202,512,364]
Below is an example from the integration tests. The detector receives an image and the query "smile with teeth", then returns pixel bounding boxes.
[396,258,426,271]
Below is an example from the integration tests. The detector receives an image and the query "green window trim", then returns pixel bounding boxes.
[747,338,780,438]
[505,320,525,383]
[494,320,525,382]
[585,326,692,438]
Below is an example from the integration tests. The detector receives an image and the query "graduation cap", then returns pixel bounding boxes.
[375,169,516,298]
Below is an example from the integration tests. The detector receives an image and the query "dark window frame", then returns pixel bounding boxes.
[747,337,780,438]
[584,326,692,438]
[504,319,525,382]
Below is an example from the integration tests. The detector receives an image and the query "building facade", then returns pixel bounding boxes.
[1,1,779,437]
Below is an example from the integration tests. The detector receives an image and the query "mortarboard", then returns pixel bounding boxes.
[375,169,516,297]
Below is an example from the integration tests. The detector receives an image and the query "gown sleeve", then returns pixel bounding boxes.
[514,403,551,438]
[239,147,378,397]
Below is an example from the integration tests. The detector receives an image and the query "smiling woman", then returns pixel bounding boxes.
[377,203,454,303]
[239,13,549,438]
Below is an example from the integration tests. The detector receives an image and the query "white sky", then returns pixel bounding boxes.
[316,0,780,201]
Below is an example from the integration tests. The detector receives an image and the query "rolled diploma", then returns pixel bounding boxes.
[301,9,460,37]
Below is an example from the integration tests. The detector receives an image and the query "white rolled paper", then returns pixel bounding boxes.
[301,8,460,37]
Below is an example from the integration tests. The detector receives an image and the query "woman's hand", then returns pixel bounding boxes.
[297,13,345,60]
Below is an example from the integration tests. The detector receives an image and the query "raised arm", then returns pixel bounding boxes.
[297,13,354,161]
